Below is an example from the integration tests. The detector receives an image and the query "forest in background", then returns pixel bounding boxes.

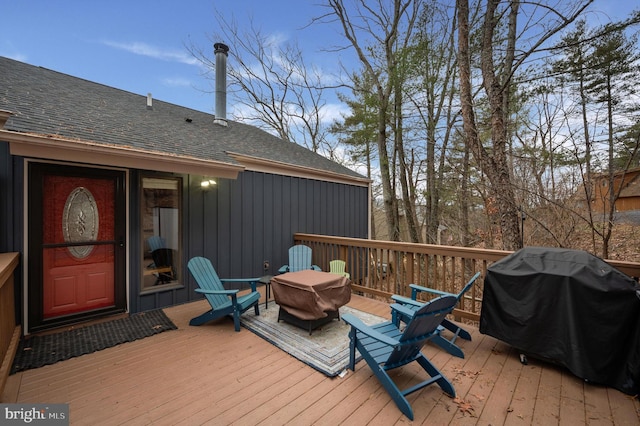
[189,1,640,261]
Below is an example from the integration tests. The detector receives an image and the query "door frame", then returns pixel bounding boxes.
[27,162,128,332]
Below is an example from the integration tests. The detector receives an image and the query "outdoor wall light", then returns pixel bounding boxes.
[200,179,217,188]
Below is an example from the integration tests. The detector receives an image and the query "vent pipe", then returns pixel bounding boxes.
[214,42,229,126]
[146,93,153,109]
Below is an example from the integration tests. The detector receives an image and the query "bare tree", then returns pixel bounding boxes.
[457,0,592,250]
[322,0,420,241]
[187,10,332,153]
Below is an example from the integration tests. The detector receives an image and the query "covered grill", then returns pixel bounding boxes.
[480,247,640,395]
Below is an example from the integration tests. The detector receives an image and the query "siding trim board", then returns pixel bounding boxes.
[228,152,371,187]
[1,130,244,179]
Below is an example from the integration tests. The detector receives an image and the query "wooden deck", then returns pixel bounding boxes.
[3,295,639,425]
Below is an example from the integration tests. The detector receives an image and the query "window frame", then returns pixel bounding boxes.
[140,175,183,293]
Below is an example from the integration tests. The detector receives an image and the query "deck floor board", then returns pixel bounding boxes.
[3,296,638,425]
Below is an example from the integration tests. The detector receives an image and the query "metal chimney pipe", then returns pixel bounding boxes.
[214,42,229,125]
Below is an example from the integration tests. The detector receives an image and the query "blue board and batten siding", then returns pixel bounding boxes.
[0,143,23,255]
[132,169,368,313]
[0,147,368,316]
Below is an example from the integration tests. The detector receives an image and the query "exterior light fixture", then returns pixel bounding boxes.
[200,179,217,188]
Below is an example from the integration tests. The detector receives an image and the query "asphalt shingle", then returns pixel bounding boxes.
[0,57,363,179]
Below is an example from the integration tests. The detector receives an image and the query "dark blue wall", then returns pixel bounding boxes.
[0,146,368,314]
[2,148,368,320]
[133,170,369,312]
[0,143,23,254]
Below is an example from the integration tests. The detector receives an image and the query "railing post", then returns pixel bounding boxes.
[0,252,21,402]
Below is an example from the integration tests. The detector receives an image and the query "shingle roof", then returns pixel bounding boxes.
[0,56,364,180]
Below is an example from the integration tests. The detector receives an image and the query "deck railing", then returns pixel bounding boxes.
[0,252,20,401]
[294,233,640,323]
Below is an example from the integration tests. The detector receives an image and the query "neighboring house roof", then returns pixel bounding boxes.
[0,56,367,185]
[588,168,640,199]
[619,173,640,198]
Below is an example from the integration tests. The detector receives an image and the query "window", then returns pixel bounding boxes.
[141,177,182,290]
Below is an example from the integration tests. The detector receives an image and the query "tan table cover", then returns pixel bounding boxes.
[271,270,351,320]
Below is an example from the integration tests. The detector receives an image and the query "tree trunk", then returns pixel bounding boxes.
[395,75,421,243]
[377,94,400,241]
[457,0,521,250]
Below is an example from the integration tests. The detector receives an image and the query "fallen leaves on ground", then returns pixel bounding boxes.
[453,368,480,377]
[453,397,476,416]
[470,393,485,401]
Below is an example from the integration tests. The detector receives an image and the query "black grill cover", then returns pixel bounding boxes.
[480,247,640,395]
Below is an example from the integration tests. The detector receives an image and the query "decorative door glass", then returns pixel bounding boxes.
[42,176,116,318]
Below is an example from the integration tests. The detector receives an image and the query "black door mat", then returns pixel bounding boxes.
[11,309,178,374]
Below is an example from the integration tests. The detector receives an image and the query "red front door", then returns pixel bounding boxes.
[29,164,126,331]
[42,176,116,317]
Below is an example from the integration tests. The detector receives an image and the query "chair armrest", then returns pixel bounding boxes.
[390,294,423,307]
[278,265,289,274]
[195,288,238,296]
[390,303,419,319]
[220,278,261,292]
[342,313,399,346]
[409,283,452,299]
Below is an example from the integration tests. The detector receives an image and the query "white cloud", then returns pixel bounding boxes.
[319,102,350,125]
[161,77,192,87]
[102,40,198,65]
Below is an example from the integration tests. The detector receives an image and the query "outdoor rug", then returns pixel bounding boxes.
[240,304,385,377]
[11,309,177,374]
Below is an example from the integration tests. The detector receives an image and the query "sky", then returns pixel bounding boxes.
[0,0,342,115]
[1,1,637,117]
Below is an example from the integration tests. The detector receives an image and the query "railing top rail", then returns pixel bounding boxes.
[295,233,510,261]
[294,233,640,277]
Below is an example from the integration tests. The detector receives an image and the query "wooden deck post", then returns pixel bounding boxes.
[0,252,20,402]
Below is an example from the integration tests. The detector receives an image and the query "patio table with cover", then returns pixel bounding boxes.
[271,270,351,333]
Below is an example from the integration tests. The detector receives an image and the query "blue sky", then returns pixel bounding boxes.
[0,0,337,114]
[1,1,636,117]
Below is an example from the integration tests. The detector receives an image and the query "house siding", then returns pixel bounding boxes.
[591,169,640,213]
[188,171,367,271]
[130,170,368,313]
[0,145,23,324]
[1,149,368,321]
[0,143,23,255]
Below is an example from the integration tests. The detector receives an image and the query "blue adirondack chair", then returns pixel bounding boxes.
[277,245,321,274]
[187,257,261,332]
[391,272,481,358]
[342,295,458,420]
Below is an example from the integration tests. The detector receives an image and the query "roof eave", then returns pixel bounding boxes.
[0,129,243,179]
[227,151,371,187]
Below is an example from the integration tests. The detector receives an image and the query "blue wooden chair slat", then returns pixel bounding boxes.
[187,256,261,332]
[391,272,481,358]
[147,235,166,252]
[342,294,458,420]
[277,245,321,273]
